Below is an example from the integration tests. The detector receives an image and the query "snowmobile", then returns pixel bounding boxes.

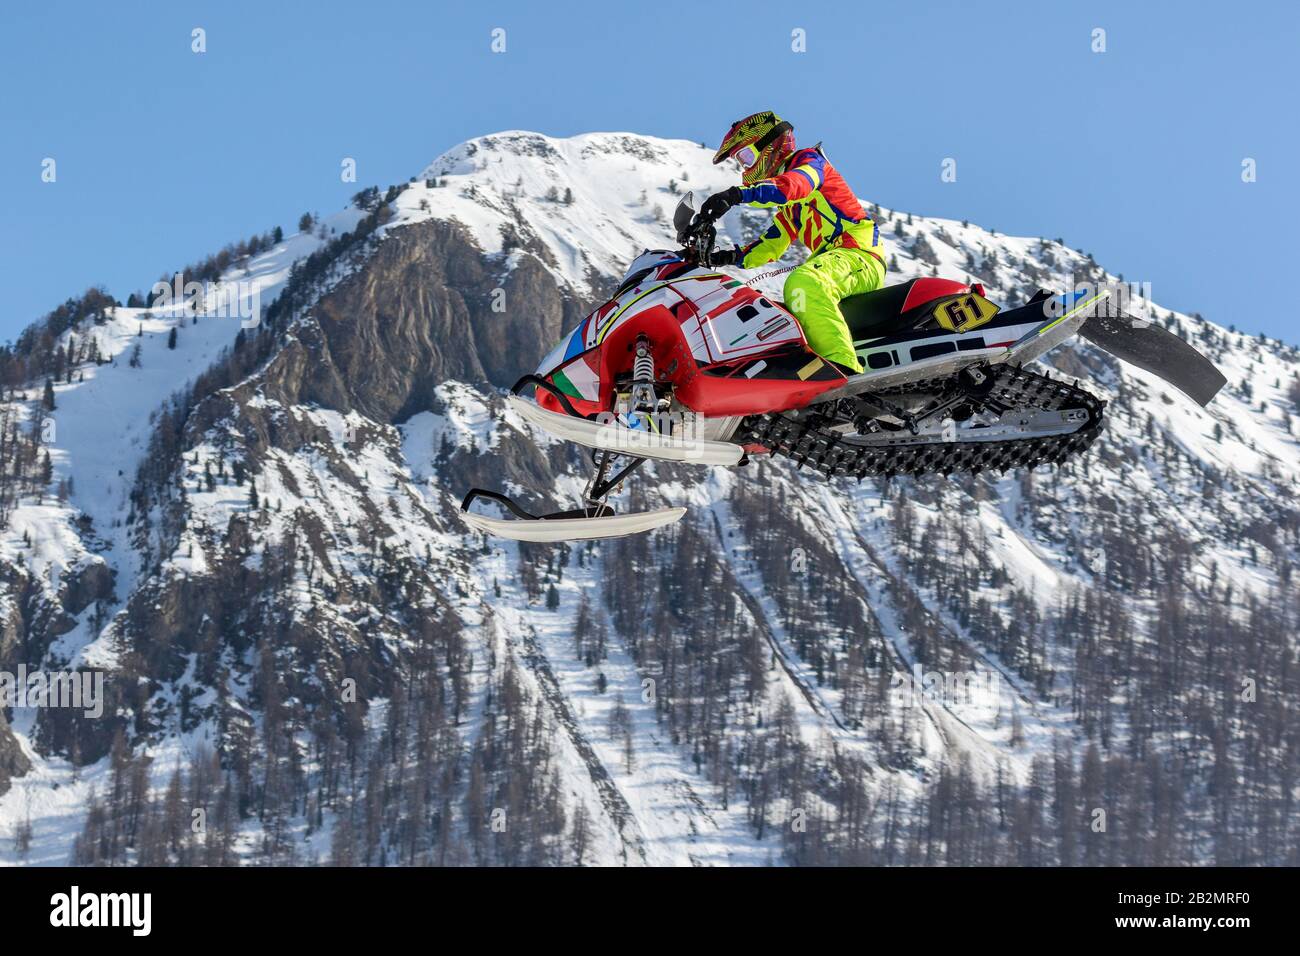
[461,195,1226,542]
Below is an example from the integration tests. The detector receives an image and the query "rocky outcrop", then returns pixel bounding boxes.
[0,709,29,797]
[0,553,115,781]
[279,218,586,421]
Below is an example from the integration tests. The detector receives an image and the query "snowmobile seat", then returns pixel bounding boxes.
[773,281,918,341]
[775,278,972,346]
[838,277,976,340]
[838,282,919,340]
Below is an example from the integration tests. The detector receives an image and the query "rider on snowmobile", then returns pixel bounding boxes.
[693,111,884,374]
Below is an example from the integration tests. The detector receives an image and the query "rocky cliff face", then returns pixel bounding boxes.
[0,554,112,793]
[276,218,585,413]
[1,131,1296,865]
[0,712,29,797]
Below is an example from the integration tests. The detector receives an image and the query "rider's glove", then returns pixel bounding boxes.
[674,245,739,266]
[701,187,743,221]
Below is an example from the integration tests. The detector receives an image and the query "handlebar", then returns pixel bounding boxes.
[672,192,722,267]
[682,213,719,267]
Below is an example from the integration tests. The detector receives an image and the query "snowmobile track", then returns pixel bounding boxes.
[738,365,1106,481]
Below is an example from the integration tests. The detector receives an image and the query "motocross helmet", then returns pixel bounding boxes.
[713,111,796,186]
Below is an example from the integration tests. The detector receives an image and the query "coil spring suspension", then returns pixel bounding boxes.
[631,335,656,413]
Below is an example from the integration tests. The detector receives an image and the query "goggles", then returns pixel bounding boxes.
[732,144,760,169]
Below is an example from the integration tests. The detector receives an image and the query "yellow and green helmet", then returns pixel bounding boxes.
[712,111,796,185]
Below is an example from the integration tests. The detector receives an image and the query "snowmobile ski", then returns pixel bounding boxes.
[460,492,687,542]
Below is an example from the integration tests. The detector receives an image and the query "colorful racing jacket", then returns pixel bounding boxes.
[737,146,883,269]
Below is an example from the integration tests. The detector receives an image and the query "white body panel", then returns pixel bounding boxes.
[508,395,744,465]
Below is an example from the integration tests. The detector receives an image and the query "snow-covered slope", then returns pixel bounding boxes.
[1,131,1296,867]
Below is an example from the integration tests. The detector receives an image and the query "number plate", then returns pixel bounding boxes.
[933,293,1000,332]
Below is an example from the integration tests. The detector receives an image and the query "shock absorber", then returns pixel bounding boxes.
[631,334,656,414]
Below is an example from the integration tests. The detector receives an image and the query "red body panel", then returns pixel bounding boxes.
[902,276,971,311]
[537,301,843,418]
[676,360,840,416]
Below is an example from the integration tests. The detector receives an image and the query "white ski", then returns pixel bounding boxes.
[460,505,687,542]
[507,395,744,466]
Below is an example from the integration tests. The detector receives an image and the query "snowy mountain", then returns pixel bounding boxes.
[1,130,1297,866]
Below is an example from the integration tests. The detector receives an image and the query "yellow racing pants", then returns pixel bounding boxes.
[783,247,885,372]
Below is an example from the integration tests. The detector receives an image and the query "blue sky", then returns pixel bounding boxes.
[2,0,1297,343]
